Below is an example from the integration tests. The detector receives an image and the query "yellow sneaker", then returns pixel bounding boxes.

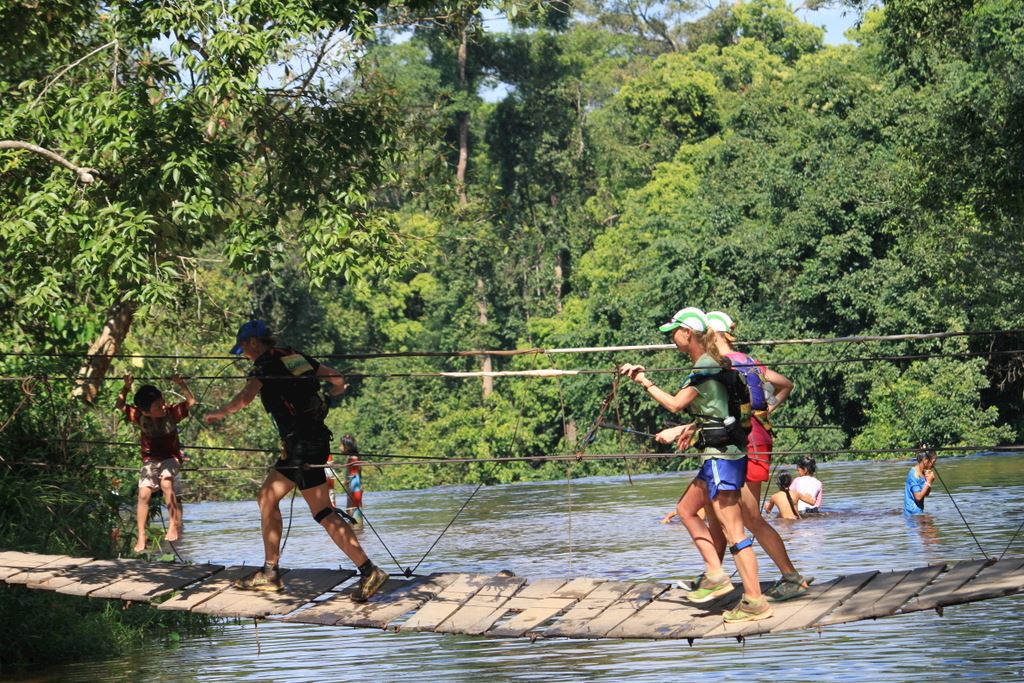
[723,595,774,622]
[686,572,733,603]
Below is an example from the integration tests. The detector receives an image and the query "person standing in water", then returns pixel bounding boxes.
[763,472,800,520]
[340,434,364,526]
[620,307,772,622]
[205,320,388,601]
[904,445,937,515]
[791,456,823,513]
[705,310,809,599]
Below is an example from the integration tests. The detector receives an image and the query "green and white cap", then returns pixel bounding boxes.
[706,310,736,341]
[706,310,735,331]
[658,307,709,333]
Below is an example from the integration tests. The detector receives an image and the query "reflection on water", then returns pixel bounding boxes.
[16,453,1024,681]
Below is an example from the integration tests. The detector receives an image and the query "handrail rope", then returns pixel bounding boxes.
[2,328,1021,361]
[2,348,1020,384]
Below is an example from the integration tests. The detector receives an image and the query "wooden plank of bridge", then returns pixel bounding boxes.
[396,573,489,631]
[562,582,669,638]
[401,574,508,632]
[932,556,1024,608]
[157,565,257,612]
[38,559,146,596]
[818,564,946,626]
[284,573,458,628]
[189,568,353,618]
[0,551,64,579]
[434,576,528,634]
[90,563,225,602]
[901,558,992,613]
[605,586,711,639]
[345,574,461,629]
[4,556,92,586]
[701,571,878,640]
[540,580,636,639]
[550,577,606,599]
[0,551,54,567]
[484,578,602,638]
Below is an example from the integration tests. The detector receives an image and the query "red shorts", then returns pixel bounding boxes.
[746,418,773,483]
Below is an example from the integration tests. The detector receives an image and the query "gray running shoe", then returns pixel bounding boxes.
[352,566,389,602]
[765,575,813,602]
[234,569,283,592]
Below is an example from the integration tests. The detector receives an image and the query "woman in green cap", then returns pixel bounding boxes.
[619,307,772,623]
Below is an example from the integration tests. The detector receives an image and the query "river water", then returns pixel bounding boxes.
[22,453,1024,681]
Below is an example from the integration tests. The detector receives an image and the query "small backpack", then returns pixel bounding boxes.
[689,365,752,450]
[725,351,770,411]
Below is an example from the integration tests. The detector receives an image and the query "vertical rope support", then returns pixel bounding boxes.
[565,461,573,576]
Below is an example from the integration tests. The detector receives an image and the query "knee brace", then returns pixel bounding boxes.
[729,538,753,555]
[313,507,335,524]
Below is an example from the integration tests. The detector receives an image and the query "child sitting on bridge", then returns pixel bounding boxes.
[116,373,197,553]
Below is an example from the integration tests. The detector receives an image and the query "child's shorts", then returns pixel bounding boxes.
[697,456,747,501]
[139,458,182,493]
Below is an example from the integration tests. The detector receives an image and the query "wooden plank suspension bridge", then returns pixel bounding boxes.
[2,550,1022,642]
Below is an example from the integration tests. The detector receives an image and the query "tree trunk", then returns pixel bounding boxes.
[564,419,577,448]
[72,301,135,403]
[455,22,488,395]
[554,248,571,313]
[476,277,493,398]
[456,25,469,208]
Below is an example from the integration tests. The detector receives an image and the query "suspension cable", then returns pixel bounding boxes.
[998,517,1024,561]
[931,464,990,560]
[2,328,1020,362]
[1,347,1021,384]
[407,405,525,575]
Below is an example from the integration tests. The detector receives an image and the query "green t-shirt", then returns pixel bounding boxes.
[681,353,745,461]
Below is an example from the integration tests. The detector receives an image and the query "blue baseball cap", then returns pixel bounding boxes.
[230,319,270,355]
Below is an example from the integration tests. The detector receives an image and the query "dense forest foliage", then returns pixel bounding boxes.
[1,0,1023,666]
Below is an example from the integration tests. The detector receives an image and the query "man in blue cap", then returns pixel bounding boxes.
[206,320,389,601]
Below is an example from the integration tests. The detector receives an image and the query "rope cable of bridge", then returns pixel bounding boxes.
[334,476,408,577]
[2,347,1022,384]
[2,328,1021,362]
[931,464,990,560]
[998,517,1024,562]
[407,401,526,576]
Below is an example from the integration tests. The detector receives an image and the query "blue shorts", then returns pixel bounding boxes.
[697,456,747,500]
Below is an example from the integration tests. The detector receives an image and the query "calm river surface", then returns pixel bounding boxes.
[20,453,1024,681]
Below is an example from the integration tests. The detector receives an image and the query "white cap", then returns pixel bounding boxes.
[658,307,709,333]
[706,311,736,340]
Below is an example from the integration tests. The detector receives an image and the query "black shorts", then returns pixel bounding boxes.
[275,432,331,490]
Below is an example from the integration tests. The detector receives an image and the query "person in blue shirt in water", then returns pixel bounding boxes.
[904,445,937,515]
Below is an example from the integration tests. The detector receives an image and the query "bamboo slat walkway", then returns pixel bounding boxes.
[2,550,1022,641]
